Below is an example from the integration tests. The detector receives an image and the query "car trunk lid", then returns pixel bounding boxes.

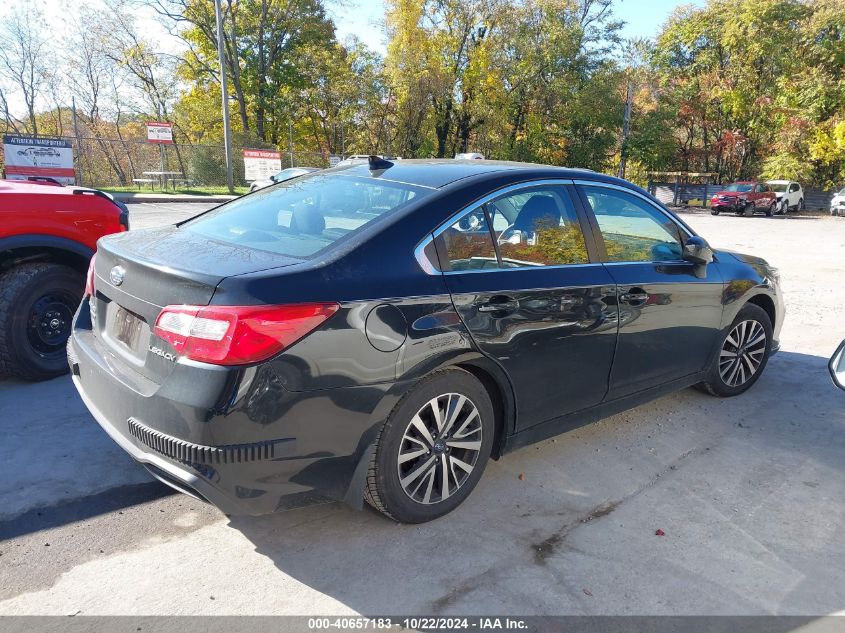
[90,226,300,382]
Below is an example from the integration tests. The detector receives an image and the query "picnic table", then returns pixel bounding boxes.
[142,171,184,191]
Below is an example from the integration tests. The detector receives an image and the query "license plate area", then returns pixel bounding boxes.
[113,306,143,351]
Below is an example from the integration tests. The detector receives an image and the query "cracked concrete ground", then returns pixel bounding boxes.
[0,205,843,615]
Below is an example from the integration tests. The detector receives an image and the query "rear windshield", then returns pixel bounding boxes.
[183,174,429,258]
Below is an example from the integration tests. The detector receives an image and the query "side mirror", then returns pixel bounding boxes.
[683,236,713,265]
[830,340,845,391]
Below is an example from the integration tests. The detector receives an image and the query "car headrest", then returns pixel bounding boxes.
[513,195,561,232]
[290,206,325,235]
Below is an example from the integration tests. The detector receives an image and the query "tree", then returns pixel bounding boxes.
[0,1,49,135]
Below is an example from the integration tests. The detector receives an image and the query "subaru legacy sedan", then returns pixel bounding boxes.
[69,159,783,523]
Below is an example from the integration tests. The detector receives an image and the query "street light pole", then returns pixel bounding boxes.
[214,0,234,193]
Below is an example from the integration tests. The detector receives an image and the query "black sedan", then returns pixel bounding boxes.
[69,159,783,523]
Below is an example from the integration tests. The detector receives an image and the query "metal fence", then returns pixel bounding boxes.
[649,182,839,210]
[0,134,333,189]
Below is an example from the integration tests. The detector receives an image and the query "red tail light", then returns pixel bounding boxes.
[84,254,96,297]
[153,302,339,365]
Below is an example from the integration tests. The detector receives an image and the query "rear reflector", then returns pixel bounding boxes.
[154,302,339,365]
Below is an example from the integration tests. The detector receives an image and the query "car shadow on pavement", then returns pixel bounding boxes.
[228,350,845,615]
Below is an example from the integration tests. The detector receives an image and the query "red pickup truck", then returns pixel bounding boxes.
[0,179,127,380]
[710,181,778,217]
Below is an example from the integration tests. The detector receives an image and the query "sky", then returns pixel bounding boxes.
[327,0,707,55]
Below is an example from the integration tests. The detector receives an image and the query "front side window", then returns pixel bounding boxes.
[789,183,800,192]
[184,174,428,258]
[580,185,684,263]
[488,187,589,267]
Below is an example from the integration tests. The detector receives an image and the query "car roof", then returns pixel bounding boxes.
[326,159,598,189]
[0,180,74,195]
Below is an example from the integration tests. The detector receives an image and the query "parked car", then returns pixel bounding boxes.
[455,152,485,160]
[830,188,845,216]
[249,167,319,192]
[1,178,128,380]
[710,181,777,216]
[831,340,845,390]
[766,180,804,214]
[70,159,782,523]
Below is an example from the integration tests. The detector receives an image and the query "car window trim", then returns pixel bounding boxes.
[414,178,604,275]
[573,180,694,265]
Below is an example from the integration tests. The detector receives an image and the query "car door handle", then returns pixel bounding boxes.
[619,290,649,304]
[476,296,519,313]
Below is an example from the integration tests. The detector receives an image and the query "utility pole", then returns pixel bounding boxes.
[289,121,294,167]
[214,0,234,193]
[71,96,83,186]
[617,80,634,180]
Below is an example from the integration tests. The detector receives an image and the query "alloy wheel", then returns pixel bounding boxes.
[397,393,483,505]
[719,319,767,387]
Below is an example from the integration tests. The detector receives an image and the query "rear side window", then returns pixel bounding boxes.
[580,185,684,263]
[183,175,428,258]
[489,187,588,267]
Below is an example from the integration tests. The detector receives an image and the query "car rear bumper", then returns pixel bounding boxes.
[68,319,392,515]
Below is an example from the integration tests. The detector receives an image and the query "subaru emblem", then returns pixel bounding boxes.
[109,265,126,286]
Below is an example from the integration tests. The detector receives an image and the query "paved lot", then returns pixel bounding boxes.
[1,205,844,615]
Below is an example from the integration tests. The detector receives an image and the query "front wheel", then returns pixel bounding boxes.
[765,202,775,217]
[710,208,720,216]
[0,263,84,381]
[364,368,494,523]
[697,303,773,397]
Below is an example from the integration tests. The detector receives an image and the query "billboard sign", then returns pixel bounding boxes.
[243,149,282,181]
[146,121,173,144]
[2,135,75,184]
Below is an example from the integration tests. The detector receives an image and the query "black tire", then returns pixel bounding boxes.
[0,263,84,381]
[743,202,755,216]
[798,198,805,211]
[765,202,775,217]
[697,303,773,397]
[364,368,495,523]
[710,208,720,216]
[779,199,788,214]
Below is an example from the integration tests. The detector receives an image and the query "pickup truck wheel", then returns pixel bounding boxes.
[0,263,84,381]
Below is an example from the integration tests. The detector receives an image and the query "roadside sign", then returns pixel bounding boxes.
[2,135,75,184]
[243,149,282,181]
[146,121,173,144]
[329,155,341,167]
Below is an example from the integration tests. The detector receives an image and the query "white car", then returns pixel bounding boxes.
[249,167,319,192]
[766,180,804,213]
[831,187,845,216]
[455,152,485,160]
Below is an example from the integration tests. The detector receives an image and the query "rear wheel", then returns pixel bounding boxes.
[698,303,772,397]
[798,198,805,211]
[0,263,84,381]
[364,368,494,523]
